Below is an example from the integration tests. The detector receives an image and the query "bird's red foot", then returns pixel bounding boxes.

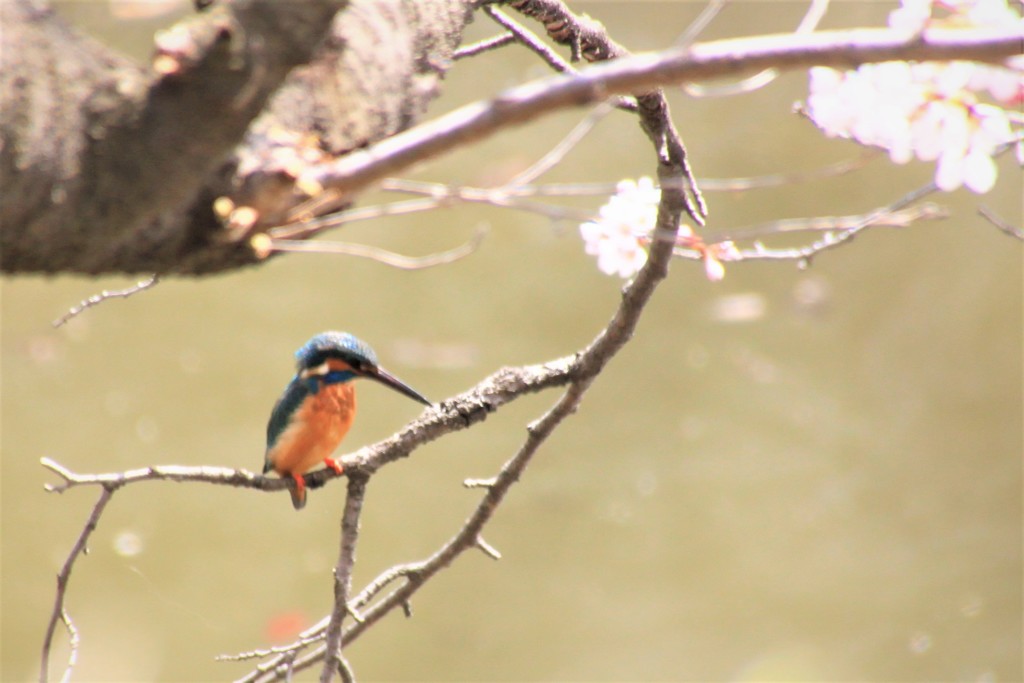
[324,457,344,475]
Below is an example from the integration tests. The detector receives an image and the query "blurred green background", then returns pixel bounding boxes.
[2,2,1021,681]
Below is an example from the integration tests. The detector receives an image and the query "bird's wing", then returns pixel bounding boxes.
[263,376,311,473]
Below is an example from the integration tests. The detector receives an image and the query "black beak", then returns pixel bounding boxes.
[366,365,432,406]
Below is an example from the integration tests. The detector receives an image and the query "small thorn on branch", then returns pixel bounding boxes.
[474,535,502,561]
[401,600,414,618]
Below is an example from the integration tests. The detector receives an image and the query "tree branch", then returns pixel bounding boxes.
[237,7,697,675]
[319,475,368,683]
[240,165,688,683]
[52,276,161,329]
[1,0,351,274]
[979,204,1024,240]
[39,356,576,498]
[718,182,944,267]
[497,0,705,221]
[295,26,1019,222]
[1,0,474,276]
[32,9,1023,681]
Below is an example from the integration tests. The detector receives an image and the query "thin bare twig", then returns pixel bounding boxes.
[273,96,610,247]
[978,204,1024,240]
[269,151,875,248]
[683,0,831,97]
[717,202,948,242]
[269,197,445,239]
[218,629,327,663]
[52,275,160,328]
[483,6,638,112]
[268,178,592,244]
[57,610,79,683]
[698,152,879,191]
[40,487,115,683]
[506,102,615,186]
[453,32,516,59]
[671,182,945,267]
[675,0,728,49]
[388,185,592,222]
[484,6,573,73]
[256,229,486,270]
[385,153,876,206]
[336,654,355,683]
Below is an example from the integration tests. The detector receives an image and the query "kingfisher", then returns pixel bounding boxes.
[264,331,431,509]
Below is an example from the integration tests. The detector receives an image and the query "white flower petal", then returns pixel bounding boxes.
[962,151,998,193]
[935,152,966,191]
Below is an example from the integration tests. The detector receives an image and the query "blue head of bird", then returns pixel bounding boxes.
[293,332,431,404]
[264,332,431,509]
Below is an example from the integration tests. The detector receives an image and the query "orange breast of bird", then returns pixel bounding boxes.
[268,382,356,479]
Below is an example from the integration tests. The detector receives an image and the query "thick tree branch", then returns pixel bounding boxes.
[1,0,473,275]
[294,26,1021,220]
[6,6,1016,277]
[1,0,351,273]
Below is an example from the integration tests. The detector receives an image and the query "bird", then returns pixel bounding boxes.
[263,331,431,509]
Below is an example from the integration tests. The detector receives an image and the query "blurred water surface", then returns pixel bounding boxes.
[2,2,1021,681]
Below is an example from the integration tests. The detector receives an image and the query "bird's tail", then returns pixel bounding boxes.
[290,474,307,510]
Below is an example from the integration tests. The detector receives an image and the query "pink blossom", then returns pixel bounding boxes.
[579,178,658,278]
[805,0,1021,194]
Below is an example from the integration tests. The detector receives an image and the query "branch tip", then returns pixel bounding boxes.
[979,204,1024,240]
[52,276,160,328]
[463,476,497,489]
[345,604,365,624]
[336,653,356,683]
[474,536,503,561]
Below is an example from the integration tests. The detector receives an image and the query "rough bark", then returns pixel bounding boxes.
[0,0,474,276]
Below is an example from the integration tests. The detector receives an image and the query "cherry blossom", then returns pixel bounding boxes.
[582,178,733,281]
[806,0,1022,194]
[579,178,657,278]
